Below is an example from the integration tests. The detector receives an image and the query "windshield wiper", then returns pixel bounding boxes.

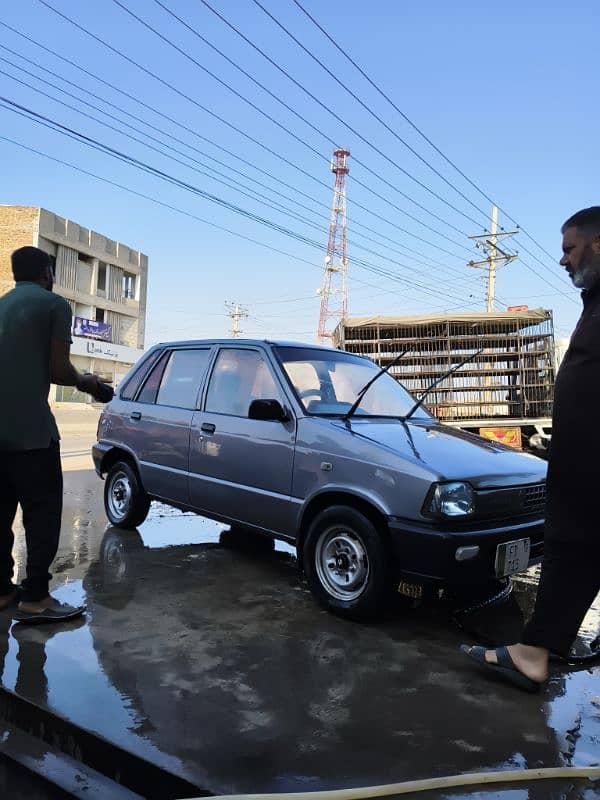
[344,349,408,420]
[404,348,484,420]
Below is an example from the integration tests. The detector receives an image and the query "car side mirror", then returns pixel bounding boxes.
[248,398,289,422]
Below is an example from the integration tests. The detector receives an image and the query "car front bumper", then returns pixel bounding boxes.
[388,515,544,587]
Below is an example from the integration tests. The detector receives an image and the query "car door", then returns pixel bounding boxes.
[189,346,296,535]
[124,347,212,504]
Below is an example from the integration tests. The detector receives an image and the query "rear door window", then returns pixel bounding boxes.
[156,349,212,409]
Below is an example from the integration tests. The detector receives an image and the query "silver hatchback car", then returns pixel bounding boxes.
[93,340,547,619]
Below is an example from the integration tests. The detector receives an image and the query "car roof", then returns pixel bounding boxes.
[151,338,341,353]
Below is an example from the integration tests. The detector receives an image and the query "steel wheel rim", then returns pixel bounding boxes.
[108,471,132,520]
[104,541,127,580]
[315,526,370,601]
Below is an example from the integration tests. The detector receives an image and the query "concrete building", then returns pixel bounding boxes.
[0,205,148,403]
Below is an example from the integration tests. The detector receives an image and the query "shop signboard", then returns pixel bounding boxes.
[73,316,112,342]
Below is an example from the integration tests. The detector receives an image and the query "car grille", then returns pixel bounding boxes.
[520,483,546,514]
[475,482,546,519]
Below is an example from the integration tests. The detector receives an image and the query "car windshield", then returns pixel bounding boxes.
[275,346,433,420]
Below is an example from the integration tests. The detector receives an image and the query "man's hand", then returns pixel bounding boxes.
[77,373,114,403]
[51,340,113,402]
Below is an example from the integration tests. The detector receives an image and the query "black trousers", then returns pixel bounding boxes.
[0,442,62,602]
[522,535,600,657]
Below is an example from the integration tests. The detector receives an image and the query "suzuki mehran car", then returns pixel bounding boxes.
[93,340,547,619]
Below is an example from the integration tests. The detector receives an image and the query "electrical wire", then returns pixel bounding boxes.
[12,12,471,262]
[0,21,468,271]
[189,0,575,302]
[7,7,571,307]
[0,58,475,290]
[0,70,471,294]
[0,104,473,307]
[115,0,474,249]
[193,0,484,231]
[245,0,574,299]
[290,0,574,271]
[249,0,491,222]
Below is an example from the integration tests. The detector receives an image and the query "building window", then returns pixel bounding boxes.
[96,308,105,323]
[48,254,57,284]
[97,263,107,293]
[122,272,136,300]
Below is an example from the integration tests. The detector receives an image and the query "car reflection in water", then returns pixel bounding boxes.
[71,524,599,796]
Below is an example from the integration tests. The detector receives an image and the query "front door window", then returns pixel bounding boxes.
[205,349,281,417]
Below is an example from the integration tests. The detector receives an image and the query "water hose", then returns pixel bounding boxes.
[185,766,600,800]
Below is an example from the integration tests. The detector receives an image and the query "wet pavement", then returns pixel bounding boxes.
[0,757,70,799]
[0,433,598,798]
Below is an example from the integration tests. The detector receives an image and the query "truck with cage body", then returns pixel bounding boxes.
[333,309,556,455]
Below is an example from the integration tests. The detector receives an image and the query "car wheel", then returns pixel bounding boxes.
[104,460,151,528]
[303,505,391,621]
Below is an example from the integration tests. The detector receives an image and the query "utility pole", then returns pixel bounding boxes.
[225,301,248,338]
[317,148,350,343]
[468,206,518,312]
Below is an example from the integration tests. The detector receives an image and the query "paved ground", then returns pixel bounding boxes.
[53,404,102,473]
[0,407,598,798]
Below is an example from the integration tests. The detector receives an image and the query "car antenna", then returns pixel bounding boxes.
[344,349,408,421]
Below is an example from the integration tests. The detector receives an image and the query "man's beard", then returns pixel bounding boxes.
[571,253,600,290]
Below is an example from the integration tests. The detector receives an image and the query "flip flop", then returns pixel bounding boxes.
[13,599,86,625]
[460,644,542,693]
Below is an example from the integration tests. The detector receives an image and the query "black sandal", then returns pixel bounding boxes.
[460,644,542,693]
[14,599,86,625]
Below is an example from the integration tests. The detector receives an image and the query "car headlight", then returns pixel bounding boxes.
[428,482,474,517]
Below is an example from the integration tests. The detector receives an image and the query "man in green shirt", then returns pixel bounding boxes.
[0,246,112,622]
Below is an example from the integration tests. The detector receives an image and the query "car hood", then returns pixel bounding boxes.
[334,418,547,489]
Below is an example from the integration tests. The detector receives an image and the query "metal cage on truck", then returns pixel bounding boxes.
[333,309,556,453]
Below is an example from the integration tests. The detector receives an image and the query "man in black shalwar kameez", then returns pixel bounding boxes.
[462,206,600,691]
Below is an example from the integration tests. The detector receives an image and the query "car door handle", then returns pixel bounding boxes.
[130,411,142,421]
[201,422,216,434]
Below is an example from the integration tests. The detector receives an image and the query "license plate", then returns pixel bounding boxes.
[495,538,530,577]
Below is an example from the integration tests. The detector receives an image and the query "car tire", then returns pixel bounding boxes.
[104,460,151,528]
[303,505,391,621]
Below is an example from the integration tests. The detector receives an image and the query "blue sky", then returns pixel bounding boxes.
[1,0,597,345]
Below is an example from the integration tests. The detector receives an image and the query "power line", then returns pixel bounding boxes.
[0,65,473,291]
[0,127,465,313]
[0,103,472,306]
[16,9,471,259]
[289,0,573,276]
[4,62,557,306]
[249,0,490,222]
[512,255,578,305]
[289,1,497,210]
[0,22,466,270]
[114,0,474,248]
[192,0,483,231]
[0,63,326,229]
[19,2,567,302]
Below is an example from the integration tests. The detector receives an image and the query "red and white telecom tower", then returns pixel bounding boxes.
[317,148,350,343]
